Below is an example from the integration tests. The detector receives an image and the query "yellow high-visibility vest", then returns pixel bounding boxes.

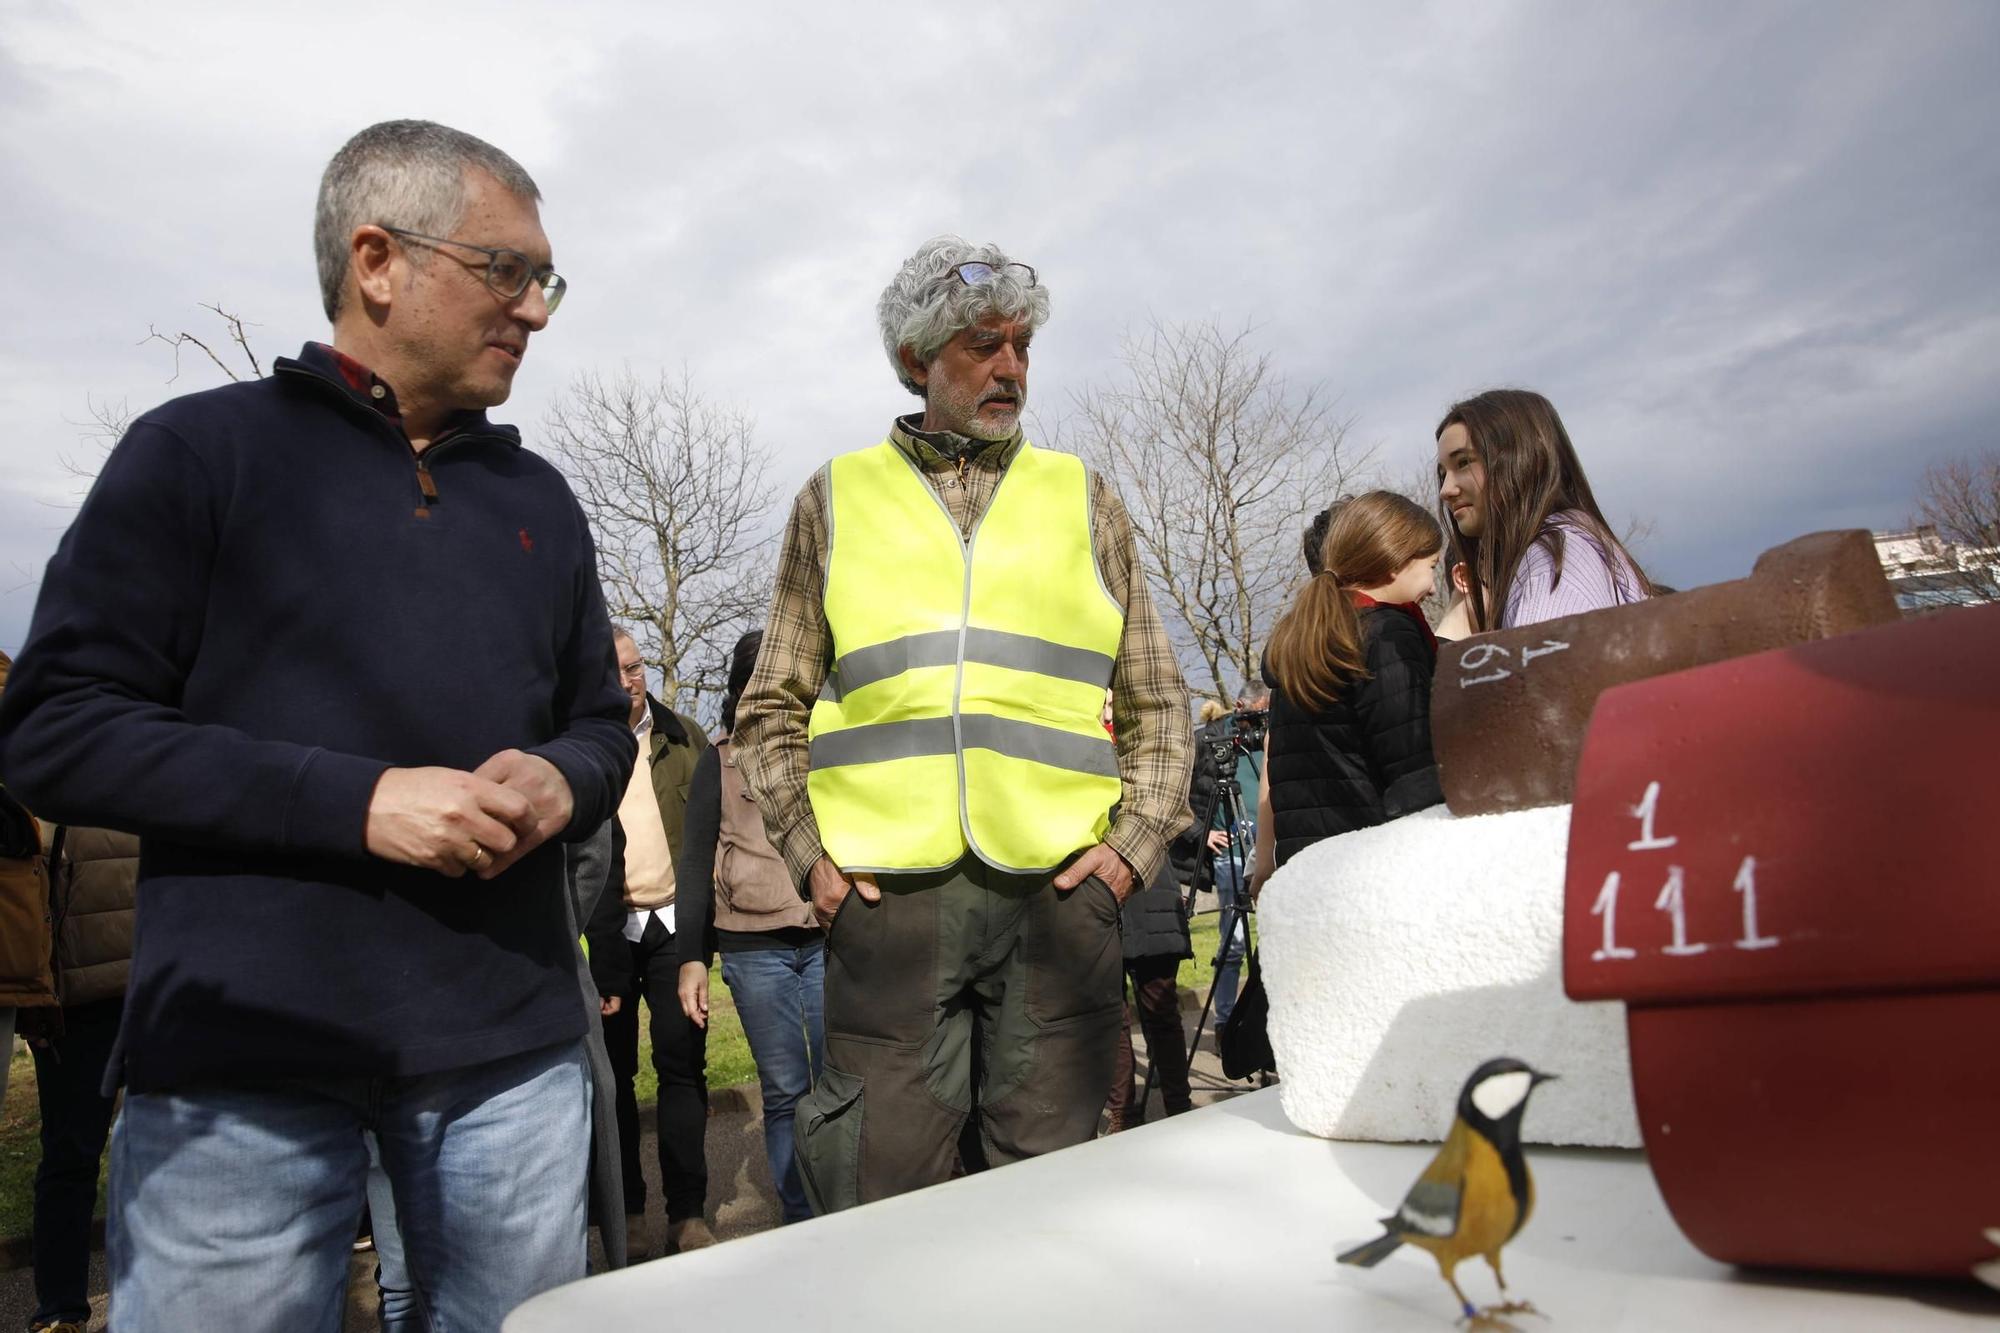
[807,439,1125,874]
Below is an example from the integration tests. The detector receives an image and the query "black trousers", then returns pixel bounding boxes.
[1107,955,1194,1124]
[31,998,123,1326]
[602,912,709,1221]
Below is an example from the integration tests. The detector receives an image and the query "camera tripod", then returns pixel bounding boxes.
[1184,746,1254,1071]
[1136,734,1260,1116]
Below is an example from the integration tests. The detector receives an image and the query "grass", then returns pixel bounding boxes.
[2,1041,50,1245]
[0,914,1252,1245]
[1183,910,1257,998]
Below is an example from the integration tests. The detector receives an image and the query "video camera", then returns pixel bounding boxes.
[1206,705,1267,772]
[1231,704,1267,752]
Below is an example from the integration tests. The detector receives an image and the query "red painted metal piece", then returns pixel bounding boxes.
[1564,603,2000,1278]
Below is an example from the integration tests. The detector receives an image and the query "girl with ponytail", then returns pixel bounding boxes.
[1254,491,1448,875]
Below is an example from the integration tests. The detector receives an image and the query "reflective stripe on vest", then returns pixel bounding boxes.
[807,440,1124,873]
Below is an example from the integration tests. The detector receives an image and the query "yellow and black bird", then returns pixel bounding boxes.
[1338,1057,1556,1325]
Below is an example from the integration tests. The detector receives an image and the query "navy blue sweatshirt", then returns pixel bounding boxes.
[0,344,636,1091]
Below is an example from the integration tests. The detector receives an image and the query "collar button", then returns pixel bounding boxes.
[370,384,387,400]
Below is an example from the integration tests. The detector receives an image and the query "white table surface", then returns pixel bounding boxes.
[506,1088,2000,1331]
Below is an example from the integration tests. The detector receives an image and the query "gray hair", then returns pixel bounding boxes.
[314,120,541,321]
[876,235,1050,397]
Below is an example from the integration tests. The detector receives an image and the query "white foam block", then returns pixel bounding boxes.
[1257,803,1641,1148]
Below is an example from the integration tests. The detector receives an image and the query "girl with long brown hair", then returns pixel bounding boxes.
[1254,491,1448,873]
[1434,388,1651,632]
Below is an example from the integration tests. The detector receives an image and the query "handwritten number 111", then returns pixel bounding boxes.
[1590,857,1777,961]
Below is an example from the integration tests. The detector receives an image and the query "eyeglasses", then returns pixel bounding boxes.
[381,226,568,314]
[946,261,1037,289]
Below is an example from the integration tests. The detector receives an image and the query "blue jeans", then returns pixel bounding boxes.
[364,1131,421,1332]
[109,1038,590,1333]
[721,943,826,1223]
[1210,854,1250,1028]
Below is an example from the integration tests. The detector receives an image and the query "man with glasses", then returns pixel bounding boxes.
[735,235,1193,1211]
[0,120,630,1330]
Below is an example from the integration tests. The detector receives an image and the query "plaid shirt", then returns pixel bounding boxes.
[734,415,1194,887]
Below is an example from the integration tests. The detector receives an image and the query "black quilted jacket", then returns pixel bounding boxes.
[1266,607,1444,867]
[1119,861,1193,963]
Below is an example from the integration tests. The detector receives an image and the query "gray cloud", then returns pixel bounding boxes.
[3,0,1996,654]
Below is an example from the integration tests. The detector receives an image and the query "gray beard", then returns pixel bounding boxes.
[927,380,1021,444]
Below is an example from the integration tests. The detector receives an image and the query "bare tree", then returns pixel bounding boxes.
[9,304,268,593]
[144,302,264,384]
[542,367,778,716]
[1059,319,1373,702]
[65,303,265,484]
[1906,449,2000,607]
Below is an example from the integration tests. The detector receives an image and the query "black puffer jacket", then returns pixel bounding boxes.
[1266,607,1444,867]
[1119,862,1192,963]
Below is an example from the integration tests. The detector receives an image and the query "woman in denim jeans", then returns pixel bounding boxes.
[675,632,827,1223]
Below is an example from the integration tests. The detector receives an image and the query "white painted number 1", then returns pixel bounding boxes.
[1591,872,1637,961]
[1733,856,1779,950]
[1654,866,1707,955]
[1628,781,1678,851]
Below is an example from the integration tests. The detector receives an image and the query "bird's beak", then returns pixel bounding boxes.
[1531,1071,1559,1086]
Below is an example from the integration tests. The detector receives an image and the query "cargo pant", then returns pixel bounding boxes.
[795,856,1125,1212]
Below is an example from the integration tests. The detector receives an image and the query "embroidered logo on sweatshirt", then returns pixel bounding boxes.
[518,528,535,554]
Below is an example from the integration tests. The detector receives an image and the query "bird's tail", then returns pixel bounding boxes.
[1337,1232,1404,1267]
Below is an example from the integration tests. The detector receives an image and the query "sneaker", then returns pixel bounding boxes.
[665,1215,716,1254]
[31,1321,87,1333]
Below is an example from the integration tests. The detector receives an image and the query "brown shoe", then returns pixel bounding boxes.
[623,1212,651,1261]
[665,1215,716,1254]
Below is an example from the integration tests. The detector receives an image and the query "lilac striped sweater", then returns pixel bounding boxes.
[1499,510,1647,630]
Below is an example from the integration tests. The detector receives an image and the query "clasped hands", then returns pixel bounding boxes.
[363,750,573,880]
[806,840,1137,929]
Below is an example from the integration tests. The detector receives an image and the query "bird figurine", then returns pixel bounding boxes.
[1338,1057,1556,1326]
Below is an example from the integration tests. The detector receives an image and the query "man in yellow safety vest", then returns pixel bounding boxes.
[734,235,1194,1211]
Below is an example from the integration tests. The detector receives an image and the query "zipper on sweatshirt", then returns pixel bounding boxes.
[274,362,511,519]
[414,454,441,516]
[406,435,497,518]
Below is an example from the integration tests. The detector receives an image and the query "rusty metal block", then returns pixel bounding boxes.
[1431,530,1897,815]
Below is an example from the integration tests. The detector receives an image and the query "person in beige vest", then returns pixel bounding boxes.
[675,631,825,1223]
[604,626,714,1258]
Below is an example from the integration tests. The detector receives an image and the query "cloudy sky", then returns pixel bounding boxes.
[3,0,1996,657]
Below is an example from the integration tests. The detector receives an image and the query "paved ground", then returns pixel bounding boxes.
[0,1000,1261,1331]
